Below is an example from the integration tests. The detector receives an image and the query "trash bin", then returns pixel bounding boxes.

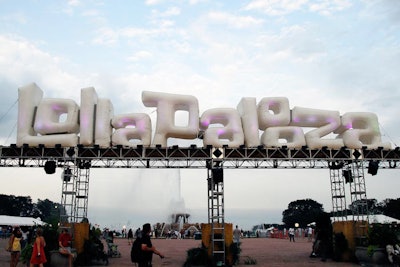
[194,231,202,240]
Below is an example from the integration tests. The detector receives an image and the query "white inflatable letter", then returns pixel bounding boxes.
[258,97,290,129]
[261,126,306,148]
[80,87,98,146]
[34,99,79,134]
[339,112,391,149]
[200,108,244,148]
[17,83,78,147]
[111,113,152,147]
[142,91,199,147]
[290,107,344,149]
[237,97,260,147]
[95,98,114,147]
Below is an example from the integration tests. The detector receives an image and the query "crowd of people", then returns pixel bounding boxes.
[3,225,75,267]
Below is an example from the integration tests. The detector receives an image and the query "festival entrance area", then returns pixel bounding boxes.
[0,235,360,266]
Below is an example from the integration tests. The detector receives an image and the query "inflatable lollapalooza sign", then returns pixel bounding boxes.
[17,83,391,150]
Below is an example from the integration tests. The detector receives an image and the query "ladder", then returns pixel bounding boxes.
[60,161,91,223]
[330,163,347,221]
[207,163,225,266]
[347,161,369,243]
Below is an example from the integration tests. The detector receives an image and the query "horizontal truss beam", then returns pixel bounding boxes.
[0,145,399,169]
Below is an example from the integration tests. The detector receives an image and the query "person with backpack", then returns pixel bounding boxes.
[131,223,164,267]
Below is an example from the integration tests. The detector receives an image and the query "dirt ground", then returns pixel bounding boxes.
[0,236,360,267]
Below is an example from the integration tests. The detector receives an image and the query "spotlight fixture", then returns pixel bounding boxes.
[342,170,353,183]
[368,160,379,176]
[62,167,72,182]
[44,160,56,174]
[212,168,223,183]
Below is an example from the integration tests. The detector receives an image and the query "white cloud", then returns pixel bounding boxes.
[309,0,352,16]
[126,51,153,62]
[207,11,263,29]
[244,0,351,16]
[244,0,308,16]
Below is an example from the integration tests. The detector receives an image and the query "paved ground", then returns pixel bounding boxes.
[1,237,360,267]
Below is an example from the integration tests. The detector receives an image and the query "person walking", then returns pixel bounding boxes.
[233,225,242,244]
[289,227,295,242]
[128,228,133,245]
[8,227,22,267]
[138,223,164,267]
[30,228,47,267]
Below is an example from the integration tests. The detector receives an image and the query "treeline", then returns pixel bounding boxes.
[281,198,400,229]
[348,198,400,219]
[0,194,64,226]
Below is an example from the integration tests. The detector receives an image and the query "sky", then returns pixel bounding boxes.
[0,0,399,231]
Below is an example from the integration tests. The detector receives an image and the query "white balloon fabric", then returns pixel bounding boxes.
[200,108,244,148]
[16,83,391,149]
[17,83,78,147]
[142,91,199,147]
[111,113,152,147]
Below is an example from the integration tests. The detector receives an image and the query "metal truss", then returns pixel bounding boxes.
[1,145,399,169]
[0,144,399,227]
[207,160,225,266]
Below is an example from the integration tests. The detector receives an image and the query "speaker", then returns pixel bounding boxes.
[342,170,353,183]
[212,168,223,183]
[368,161,379,176]
[44,161,56,174]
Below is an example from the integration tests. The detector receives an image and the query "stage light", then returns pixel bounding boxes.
[368,160,379,176]
[62,167,72,182]
[329,161,344,170]
[342,170,353,183]
[44,160,56,174]
[212,168,223,183]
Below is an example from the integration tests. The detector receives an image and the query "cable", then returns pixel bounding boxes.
[4,120,17,145]
[0,99,18,122]
[0,99,18,145]
[379,122,398,147]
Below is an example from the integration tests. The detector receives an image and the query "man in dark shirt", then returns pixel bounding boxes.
[138,223,164,267]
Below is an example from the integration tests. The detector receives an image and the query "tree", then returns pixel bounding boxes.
[0,194,34,216]
[282,199,324,228]
[36,198,64,225]
[0,194,63,225]
[348,198,380,215]
[381,198,400,220]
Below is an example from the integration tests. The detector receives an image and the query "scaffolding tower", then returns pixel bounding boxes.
[207,161,225,266]
[330,161,348,221]
[329,159,369,243]
[60,162,91,223]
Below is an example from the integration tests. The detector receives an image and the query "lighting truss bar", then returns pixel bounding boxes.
[0,145,399,169]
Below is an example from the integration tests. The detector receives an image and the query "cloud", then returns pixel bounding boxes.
[244,0,308,16]
[244,0,352,16]
[206,11,263,29]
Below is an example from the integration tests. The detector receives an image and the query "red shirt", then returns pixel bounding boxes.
[59,233,72,247]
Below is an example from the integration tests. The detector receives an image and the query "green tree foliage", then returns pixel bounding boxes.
[0,194,34,216]
[0,194,63,224]
[36,198,63,226]
[282,199,324,228]
[381,198,400,220]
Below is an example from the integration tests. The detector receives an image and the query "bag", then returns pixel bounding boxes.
[131,238,142,263]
